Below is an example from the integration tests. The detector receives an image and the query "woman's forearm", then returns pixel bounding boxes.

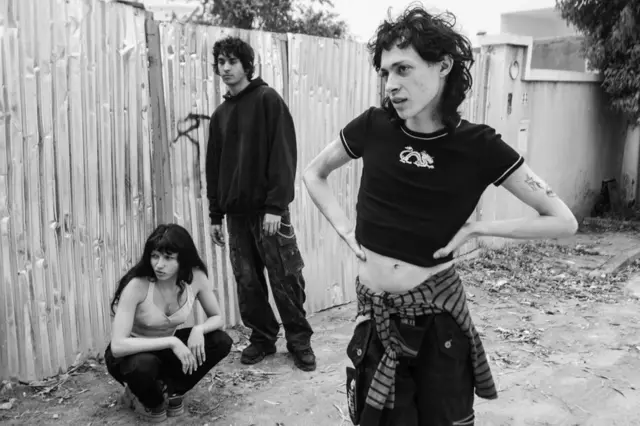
[472,215,578,240]
[194,315,223,335]
[111,336,177,358]
[302,173,353,236]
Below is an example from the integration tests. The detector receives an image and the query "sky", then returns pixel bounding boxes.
[146,0,558,45]
[331,0,557,44]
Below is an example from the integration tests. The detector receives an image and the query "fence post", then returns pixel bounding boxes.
[278,34,290,106]
[145,17,173,224]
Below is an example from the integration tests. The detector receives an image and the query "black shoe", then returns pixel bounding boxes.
[288,346,317,372]
[121,385,167,423]
[167,393,184,417]
[240,343,277,365]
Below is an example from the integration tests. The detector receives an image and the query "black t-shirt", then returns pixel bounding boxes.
[340,107,524,267]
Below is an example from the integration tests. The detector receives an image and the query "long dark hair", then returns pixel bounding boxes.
[110,223,208,314]
[367,5,474,129]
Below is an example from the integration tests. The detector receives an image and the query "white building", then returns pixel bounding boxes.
[500,7,579,39]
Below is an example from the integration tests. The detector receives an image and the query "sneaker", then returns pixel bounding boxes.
[167,393,184,417]
[121,384,167,423]
[287,345,317,372]
[240,343,277,365]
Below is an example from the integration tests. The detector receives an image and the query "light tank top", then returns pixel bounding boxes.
[130,281,195,338]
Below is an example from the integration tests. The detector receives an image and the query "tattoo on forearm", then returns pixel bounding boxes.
[525,174,557,198]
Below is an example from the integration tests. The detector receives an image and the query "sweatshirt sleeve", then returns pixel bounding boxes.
[205,112,224,225]
[263,90,297,216]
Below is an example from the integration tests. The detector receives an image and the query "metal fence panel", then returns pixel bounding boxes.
[0,0,154,381]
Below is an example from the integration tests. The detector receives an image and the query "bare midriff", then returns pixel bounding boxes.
[357,245,454,294]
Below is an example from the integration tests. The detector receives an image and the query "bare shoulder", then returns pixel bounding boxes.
[190,268,210,293]
[120,277,149,304]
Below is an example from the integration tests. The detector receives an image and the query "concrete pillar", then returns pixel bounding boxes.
[474,36,532,248]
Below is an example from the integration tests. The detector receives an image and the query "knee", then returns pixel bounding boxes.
[205,330,233,358]
[120,353,161,379]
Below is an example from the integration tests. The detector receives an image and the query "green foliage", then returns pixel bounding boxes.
[197,0,349,39]
[556,0,640,122]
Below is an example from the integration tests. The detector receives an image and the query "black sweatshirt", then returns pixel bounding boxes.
[205,77,297,225]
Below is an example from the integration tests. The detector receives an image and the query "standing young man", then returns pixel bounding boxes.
[303,6,577,426]
[205,36,316,372]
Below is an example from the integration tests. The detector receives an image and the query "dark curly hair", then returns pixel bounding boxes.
[110,223,208,315]
[367,5,474,129]
[213,36,255,80]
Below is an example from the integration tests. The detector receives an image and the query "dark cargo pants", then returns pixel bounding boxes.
[347,313,475,426]
[226,210,313,350]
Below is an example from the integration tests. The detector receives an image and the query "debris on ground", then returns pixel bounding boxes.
[458,240,640,303]
[580,217,640,233]
[494,326,543,345]
[2,231,640,425]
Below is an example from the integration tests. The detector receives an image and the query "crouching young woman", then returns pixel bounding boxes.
[104,224,233,423]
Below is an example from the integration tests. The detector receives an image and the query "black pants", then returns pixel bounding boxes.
[105,328,232,408]
[227,210,313,350]
[347,314,475,426]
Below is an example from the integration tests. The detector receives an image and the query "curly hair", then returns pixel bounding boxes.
[367,5,474,129]
[213,36,256,80]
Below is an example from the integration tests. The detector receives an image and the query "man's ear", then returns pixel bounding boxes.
[439,55,454,77]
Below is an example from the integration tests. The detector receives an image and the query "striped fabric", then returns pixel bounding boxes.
[355,266,497,411]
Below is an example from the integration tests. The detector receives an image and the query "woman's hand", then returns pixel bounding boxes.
[187,326,206,366]
[171,337,198,375]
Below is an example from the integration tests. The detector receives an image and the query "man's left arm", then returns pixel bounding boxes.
[264,91,297,214]
[434,164,578,259]
[472,126,577,239]
[470,164,578,238]
[262,91,297,235]
[434,127,578,259]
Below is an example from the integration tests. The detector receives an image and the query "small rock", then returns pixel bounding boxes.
[0,398,15,410]
[52,414,59,419]
[0,381,12,394]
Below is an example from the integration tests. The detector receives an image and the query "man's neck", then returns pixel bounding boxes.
[227,78,251,96]
[405,112,445,134]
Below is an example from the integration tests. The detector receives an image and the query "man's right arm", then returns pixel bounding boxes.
[303,139,365,260]
[303,108,372,259]
[205,113,224,225]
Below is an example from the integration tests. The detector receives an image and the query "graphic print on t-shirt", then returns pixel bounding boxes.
[399,146,435,169]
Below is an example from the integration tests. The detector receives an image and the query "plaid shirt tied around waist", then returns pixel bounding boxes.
[355,266,498,411]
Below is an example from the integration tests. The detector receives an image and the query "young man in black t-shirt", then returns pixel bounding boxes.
[303,6,577,426]
[205,37,316,372]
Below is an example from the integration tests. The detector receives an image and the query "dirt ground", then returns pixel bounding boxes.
[2,224,640,426]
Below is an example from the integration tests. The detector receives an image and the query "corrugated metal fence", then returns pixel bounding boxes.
[0,1,155,380]
[0,0,481,381]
